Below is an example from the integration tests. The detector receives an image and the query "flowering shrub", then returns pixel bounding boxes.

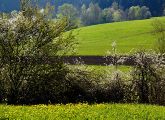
[0,7,76,104]
[131,51,165,105]
[65,65,128,103]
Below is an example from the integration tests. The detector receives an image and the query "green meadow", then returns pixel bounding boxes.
[75,17,165,55]
[1,104,165,120]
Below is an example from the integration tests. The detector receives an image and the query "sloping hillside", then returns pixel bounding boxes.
[75,17,165,55]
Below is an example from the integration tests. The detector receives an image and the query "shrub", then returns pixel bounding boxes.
[0,6,76,104]
[66,65,127,103]
[131,51,165,105]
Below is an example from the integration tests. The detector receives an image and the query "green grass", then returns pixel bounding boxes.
[75,17,165,55]
[1,104,165,120]
[74,65,132,73]
[91,65,132,72]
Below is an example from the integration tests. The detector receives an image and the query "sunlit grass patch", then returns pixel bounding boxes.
[75,17,165,55]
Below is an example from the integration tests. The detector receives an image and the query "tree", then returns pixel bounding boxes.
[20,0,30,11]
[81,4,88,25]
[128,6,151,20]
[128,6,141,20]
[0,3,76,104]
[93,0,164,16]
[140,6,151,19]
[57,3,80,29]
[112,10,122,22]
[86,3,102,25]
[102,8,113,23]
[102,2,125,23]
[163,8,165,16]
[111,2,119,10]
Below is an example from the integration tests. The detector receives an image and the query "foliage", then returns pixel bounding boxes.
[131,51,165,105]
[79,3,152,26]
[128,6,151,20]
[101,8,113,23]
[140,6,152,19]
[81,3,102,25]
[112,10,123,22]
[67,65,127,103]
[128,6,141,20]
[57,3,80,29]
[0,0,164,17]
[55,2,152,27]
[0,1,164,106]
[92,0,164,16]
[0,1,153,27]
[0,5,76,104]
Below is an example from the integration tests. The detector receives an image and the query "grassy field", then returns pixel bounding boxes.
[75,17,165,55]
[1,104,165,120]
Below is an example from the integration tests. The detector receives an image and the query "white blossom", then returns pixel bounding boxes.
[40,8,44,14]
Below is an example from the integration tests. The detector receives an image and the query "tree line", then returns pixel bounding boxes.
[92,0,165,16]
[31,0,165,17]
[56,2,152,28]
[1,0,165,16]
[0,1,153,31]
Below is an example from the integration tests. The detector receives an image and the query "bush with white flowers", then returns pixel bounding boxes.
[0,8,76,104]
[131,51,165,105]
